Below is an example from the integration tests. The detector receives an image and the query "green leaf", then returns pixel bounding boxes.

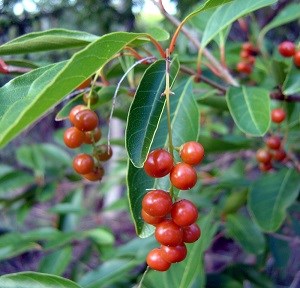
[0,272,82,288]
[39,247,72,276]
[145,27,170,41]
[248,168,300,232]
[282,64,300,95]
[259,3,300,42]
[0,242,40,261]
[226,86,271,136]
[0,32,151,148]
[226,214,266,254]
[0,29,98,55]
[85,228,115,246]
[125,58,179,168]
[201,0,276,48]
[127,79,199,237]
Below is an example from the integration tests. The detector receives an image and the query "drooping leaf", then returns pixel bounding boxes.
[226,214,266,254]
[0,272,82,288]
[248,168,300,232]
[0,32,152,148]
[0,29,98,55]
[127,79,199,237]
[0,241,40,261]
[201,0,276,48]
[125,58,179,168]
[226,86,270,136]
[282,64,300,95]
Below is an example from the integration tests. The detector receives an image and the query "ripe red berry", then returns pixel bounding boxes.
[73,153,94,175]
[294,51,300,68]
[144,149,173,178]
[141,209,165,226]
[161,244,187,263]
[273,149,287,162]
[146,248,171,271]
[171,199,198,227]
[142,190,172,218]
[93,144,113,161]
[63,127,85,149]
[73,109,99,132]
[256,149,272,164]
[259,162,272,172]
[242,42,258,55]
[278,41,295,57]
[155,220,183,246]
[69,105,87,125]
[236,61,252,74]
[84,127,102,144]
[83,165,105,181]
[271,108,286,123]
[179,141,204,166]
[182,223,201,243]
[266,136,281,150]
[170,163,197,190]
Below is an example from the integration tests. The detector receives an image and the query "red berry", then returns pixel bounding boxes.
[294,51,300,68]
[179,141,204,166]
[278,41,295,57]
[170,163,197,190]
[69,105,87,125]
[76,78,91,90]
[236,62,252,74]
[273,149,287,162]
[240,50,250,58]
[73,153,94,175]
[83,165,104,181]
[141,209,165,226]
[142,190,172,218]
[245,55,256,65]
[93,144,113,161]
[271,108,286,123]
[146,248,171,271]
[256,149,272,164]
[161,244,187,263]
[63,127,85,149]
[73,109,99,132]
[242,42,258,55]
[84,127,102,144]
[259,162,272,172]
[182,223,201,243]
[144,149,173,178]
[155,220,183,246]
[266,136,281,150]
[171,199,198,227]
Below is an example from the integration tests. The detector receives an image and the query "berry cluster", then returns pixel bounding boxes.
[63,104,112,181]
[278,41,300,68]
[142,141,204,271]
[236,42,259,74]
[256,108,287,172]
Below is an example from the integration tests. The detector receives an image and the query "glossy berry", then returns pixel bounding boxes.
[73,153,94,175]
[142,190,172,217]
[182,223,201,243]
[144,149,173,178]
[266,136,281,150]
[73,109,99,132]
[171,199,198,227]
[84,127,102,144]
[83,91,99,105]
[259,162,272,172]
[161,244,187,263]
[179,141,204,166]
[141,209,165,226]
[256,149,272,164]
[236,61,252,74]
[294,51,300,68]
[170,163,197,190]
[273,149,287,162]
[146,248,171,271]
[69,105,87,125]
[242,42,258,55]
[63,127,85,149]
[93,144,113,161]
[278,41,295,57]
[245,55,256,65]
[83,165,104,181]
[271,108,286,123]
[155,220,183,246]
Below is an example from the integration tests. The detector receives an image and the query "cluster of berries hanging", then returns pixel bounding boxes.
[142,141,204,271]
[278,41,300,68]
[63,98,113,181]
[256,108,287,172]
[236,42,259,74]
